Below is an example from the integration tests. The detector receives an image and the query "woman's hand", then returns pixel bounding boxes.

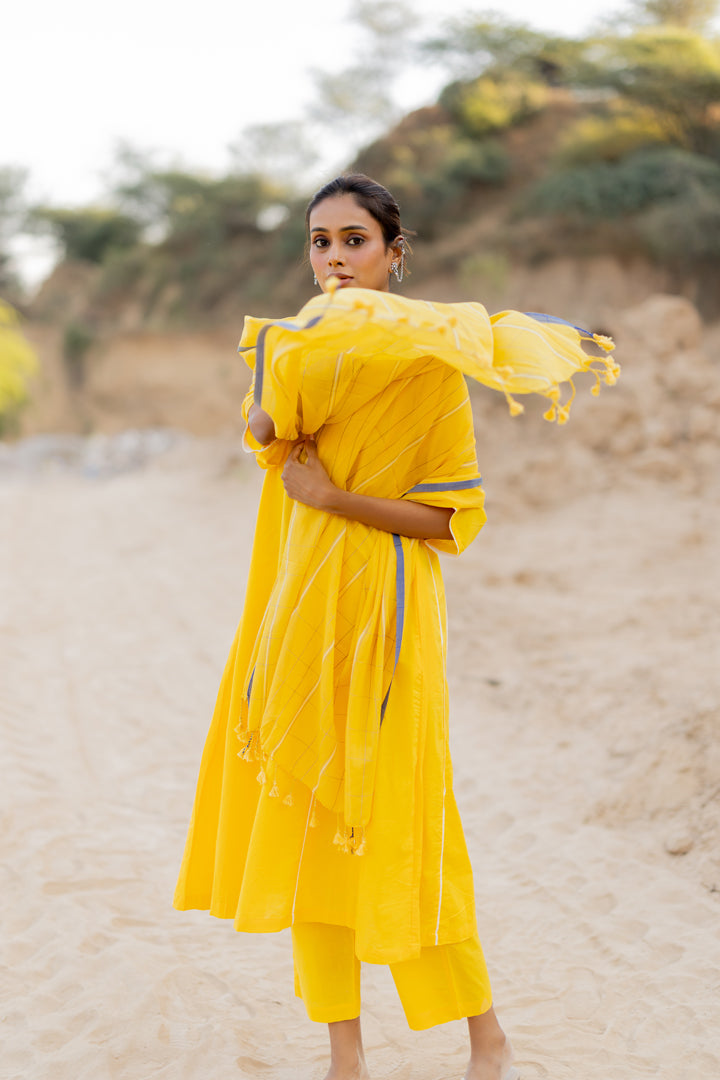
[282,437,338,511]
[282,437,454,540]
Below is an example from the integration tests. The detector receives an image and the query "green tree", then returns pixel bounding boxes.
[428,14,720,156]
[29,206,142,264]
[421,14,582,83]
[103,142,167,229]
[309,0,419,137]
[628,0,719,28]
[144,172,291,249]
[579,27,720,153]
[229,122,319,188]
[106,144,293,247]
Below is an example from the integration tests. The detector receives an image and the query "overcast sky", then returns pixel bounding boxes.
[5,0,716,282]
[5,0,625,207]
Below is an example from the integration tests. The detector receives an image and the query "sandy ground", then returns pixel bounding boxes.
[1,412,718,1080]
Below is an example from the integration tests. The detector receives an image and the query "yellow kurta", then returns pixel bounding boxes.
[174,288,617,963]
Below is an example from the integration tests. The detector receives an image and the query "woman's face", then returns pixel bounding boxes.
[308,193,399,293]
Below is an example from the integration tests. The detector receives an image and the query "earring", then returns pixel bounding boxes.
[313,273,318,285]
[391,239,405,283]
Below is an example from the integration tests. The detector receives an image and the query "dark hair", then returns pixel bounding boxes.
[305,173,413,260]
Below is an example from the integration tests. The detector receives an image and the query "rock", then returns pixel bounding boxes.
[664,829,694,856]
[0,430,187,478]
[620,294,704,357]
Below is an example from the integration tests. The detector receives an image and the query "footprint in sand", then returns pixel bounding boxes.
[42,877,137,896]
[236,1055,275,1071]
[580,886,618,916]
[78,931,115,955]
[34,1009,98,1053]
[561,966,606,1030]
[157,1020,203,1049]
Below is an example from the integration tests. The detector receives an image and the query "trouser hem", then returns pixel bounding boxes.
[303,1001,362,1024]
[404,994,494,1031]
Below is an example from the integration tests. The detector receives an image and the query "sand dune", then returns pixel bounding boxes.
[2,295,719,1079]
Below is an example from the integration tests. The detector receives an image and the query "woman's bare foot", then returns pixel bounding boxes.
[464,1008,515,1080]
[324,1062,369,1080]
[324,1017,370,1080]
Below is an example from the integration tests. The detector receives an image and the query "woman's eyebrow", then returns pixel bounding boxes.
[310,225,370,234]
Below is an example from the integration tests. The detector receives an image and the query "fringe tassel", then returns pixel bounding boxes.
[235,726,261,762]
[332,824,367,856]
[593,332,615,352]
[496,332,619,424]
[504,391,525,417]
[605,361,621,385]
[235,732,365,852]
[237,744,299,811]
[333,828,347,852]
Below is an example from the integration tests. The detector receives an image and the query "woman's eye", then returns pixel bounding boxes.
[347,235,364,246]
[313,237,328,248]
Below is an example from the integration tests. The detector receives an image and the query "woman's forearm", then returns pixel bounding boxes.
[281,439,454,541]
[247,403,276,445]
[325,488,453,541]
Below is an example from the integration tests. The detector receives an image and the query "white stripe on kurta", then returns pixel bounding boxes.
[429,554,447,944]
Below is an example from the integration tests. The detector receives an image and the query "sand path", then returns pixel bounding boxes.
[1,439,718,1080]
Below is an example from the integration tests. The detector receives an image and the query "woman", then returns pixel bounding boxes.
[174,174,618,1080]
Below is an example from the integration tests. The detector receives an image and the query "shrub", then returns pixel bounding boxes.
[556,105,671,165]
[443,139,510,185]
[576,27,720,153]
[524,146,720,219]
[62,321,95,385]
[355,123,510,237]
[441,75,548,138]
[640,187,720,260]
[0,300,37,430]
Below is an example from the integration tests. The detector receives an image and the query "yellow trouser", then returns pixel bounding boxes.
[292,922,493,1031]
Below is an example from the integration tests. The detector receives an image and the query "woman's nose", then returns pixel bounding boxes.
[327,245,344,265]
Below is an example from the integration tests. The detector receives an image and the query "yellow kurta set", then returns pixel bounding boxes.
[173,288,617,1027]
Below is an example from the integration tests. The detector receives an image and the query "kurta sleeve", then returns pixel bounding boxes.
[239,320,293,470]
[400,369,486,556]
[240,377,261,452]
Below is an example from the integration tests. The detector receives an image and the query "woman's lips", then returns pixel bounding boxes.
[329,274,353,286]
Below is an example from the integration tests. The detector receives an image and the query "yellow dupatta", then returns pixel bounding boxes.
[233,287,618,851]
